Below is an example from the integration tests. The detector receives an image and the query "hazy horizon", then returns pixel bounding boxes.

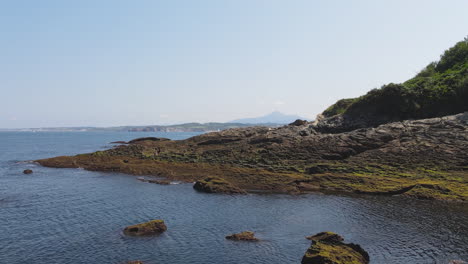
[1,0,468,128]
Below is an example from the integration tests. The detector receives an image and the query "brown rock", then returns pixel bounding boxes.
[23,169,33,174]
[225,231,259,241]
[123,220,167,236]
[193,177,246,194]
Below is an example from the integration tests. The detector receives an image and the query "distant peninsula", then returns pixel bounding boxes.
[2,112,305,133]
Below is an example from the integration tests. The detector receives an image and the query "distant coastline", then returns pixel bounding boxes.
[0,122,285,133]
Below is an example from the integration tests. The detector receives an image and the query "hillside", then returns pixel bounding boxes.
[317,38,468,132]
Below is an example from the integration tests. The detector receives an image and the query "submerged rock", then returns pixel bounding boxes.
[302,232,369,264]
[138,178,171,185]
[23,169,33,174]
[193,177,246,194]
[225,231,259,241]
[123,220,167,236]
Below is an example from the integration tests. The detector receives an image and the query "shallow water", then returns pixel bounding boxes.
[0,132,467,264]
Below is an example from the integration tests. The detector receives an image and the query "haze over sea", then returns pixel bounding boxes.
[1,131,467,263]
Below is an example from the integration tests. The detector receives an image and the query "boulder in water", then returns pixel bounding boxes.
[302,232,369,264]
[225,231,259,241]
[123,220,167,236]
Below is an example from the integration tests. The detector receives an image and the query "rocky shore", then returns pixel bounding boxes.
[36,112,468,201]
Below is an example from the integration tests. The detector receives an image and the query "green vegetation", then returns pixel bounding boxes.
[322,98,358,117]
[323,38,468,120]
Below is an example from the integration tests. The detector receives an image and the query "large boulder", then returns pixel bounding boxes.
[123,220,167,236]
[23,169,33,174]
[225,231,259,241]
[302,232,369,264]
[193,177,246,194]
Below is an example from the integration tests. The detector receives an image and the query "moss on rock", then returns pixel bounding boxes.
[302,232,369,264]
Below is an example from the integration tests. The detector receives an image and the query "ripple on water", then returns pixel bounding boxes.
[0,132,467,264]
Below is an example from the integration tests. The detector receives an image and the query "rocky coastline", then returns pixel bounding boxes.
[36,112,468,201]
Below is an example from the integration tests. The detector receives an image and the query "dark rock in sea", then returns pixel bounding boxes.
[110,141,128,144]
[23,169,33,174]
[125,261,144,264]
[193,177,246,194]
[449,260,467,264]
[225,231,259,241]
[123,220,167,236]
[302,232,369,264]
[128,137,170,144]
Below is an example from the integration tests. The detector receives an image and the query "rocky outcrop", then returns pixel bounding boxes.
[36,112,468,201]
[128,137,170,144]
[225,231,259,241]
[305,231,344,242]
[23,169,33,174]
[302,232,369,264]
[110,141,128,144]
[123,220,167,236]
[289,119,308,126]
[193,177,246,194]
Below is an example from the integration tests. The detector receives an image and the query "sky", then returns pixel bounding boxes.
[1,0,467,128]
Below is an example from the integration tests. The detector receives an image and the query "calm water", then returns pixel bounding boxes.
[0,132,467,264]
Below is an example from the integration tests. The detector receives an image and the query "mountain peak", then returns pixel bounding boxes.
[230,112,307,124]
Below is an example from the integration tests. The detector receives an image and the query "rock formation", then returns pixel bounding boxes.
[123,220,167,236]
[193,177,246,194]
[225,231,259,241]
[302,232,369,264]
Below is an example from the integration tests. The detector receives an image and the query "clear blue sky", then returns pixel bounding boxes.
[1,0,467,128]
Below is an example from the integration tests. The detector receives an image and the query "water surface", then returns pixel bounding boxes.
[0,132,467,263]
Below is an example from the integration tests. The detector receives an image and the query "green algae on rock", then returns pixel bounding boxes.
[302,232,369,264]
[225,231,259,241]
[123,220,167,236]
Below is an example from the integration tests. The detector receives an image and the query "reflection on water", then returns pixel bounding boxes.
[0,132,466,263]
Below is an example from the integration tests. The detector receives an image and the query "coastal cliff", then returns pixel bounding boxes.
[36,39,468,201]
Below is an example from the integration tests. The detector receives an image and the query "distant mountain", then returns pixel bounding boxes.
[230,111,307,124]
